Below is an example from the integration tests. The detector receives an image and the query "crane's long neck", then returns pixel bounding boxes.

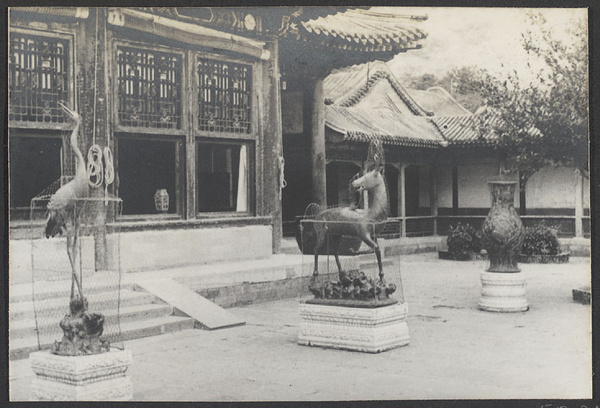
[69,123,85,173]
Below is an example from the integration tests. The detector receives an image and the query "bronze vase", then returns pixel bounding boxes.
[480,179,524,272]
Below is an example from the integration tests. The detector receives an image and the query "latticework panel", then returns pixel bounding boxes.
[197,58,252,133]
[117,46,182,129]
[9,32,70,124]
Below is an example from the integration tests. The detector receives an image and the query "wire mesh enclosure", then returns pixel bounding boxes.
[29,184,124,352]
[300,217,404,305]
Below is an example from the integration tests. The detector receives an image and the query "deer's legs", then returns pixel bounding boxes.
[312,230,326,282]
[330,235,343,274]
[362,234,384,283]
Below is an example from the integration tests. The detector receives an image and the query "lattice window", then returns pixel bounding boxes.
[117,47,182,129]
[9,32,70,124]
[198,58,252,133]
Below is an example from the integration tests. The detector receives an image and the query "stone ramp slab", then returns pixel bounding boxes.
[134,278,245,330]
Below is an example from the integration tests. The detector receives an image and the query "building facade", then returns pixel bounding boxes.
[9,7,429,271]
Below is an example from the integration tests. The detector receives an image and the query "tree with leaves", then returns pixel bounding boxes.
[402,66,484,112]
[474,12,588,184]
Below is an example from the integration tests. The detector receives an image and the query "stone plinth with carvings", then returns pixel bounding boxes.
[298,302,409,353]
[478,271,529,312]
[29,348,133,401]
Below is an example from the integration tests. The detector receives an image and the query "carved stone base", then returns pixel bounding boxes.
[29,348,133,401]
[479,271,529,313]
[298,302,409,353]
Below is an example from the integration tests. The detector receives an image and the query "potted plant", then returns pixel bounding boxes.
[439,222,483,261]
[519,223,570,263]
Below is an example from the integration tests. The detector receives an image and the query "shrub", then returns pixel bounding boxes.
[447,222,482,258]
[521,223,560,256]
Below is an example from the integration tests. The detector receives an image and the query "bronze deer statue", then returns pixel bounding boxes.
[311,164,389,284]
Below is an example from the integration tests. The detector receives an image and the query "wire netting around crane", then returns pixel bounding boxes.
[29,181,124,352]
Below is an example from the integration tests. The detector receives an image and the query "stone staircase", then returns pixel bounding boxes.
[9,280,194,361]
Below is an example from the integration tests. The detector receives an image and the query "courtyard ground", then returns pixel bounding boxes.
[9,253,592,401]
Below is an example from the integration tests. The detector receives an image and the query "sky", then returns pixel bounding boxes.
[383,7,587,82]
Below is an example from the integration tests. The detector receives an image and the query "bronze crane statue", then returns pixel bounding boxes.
[45,101,88,302]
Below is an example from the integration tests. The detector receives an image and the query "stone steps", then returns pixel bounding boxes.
[9,277,195,361]
[9,315,194,361]
[9,279,136,304]
[9,289,156,321]
[10,303,174,339]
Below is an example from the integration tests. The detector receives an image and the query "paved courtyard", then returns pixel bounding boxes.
[9,253,592,401]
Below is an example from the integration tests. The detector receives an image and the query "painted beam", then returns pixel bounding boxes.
[107,8,270,61]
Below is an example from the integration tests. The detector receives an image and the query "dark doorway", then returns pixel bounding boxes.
[10,136,62,219]
[326,162,362,207]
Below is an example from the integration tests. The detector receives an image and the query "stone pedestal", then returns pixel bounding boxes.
[572,286,591,304]
[298,302,409,353]
[479,271,529,312]
[30,348,133,401]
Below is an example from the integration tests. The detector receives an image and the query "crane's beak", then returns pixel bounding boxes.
[58,101,80,122]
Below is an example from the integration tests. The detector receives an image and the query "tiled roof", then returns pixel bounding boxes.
[326,104,445,148]
[407,87,497,145]
[324,61,430,115]
[323,61,447,148]
[287,8,427,54]
[290,7,364,23]
[322,60,502,148]
[409,87,472,116]
[430,116,494,145]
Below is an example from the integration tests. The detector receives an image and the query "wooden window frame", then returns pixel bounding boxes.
[191,51,259,142]
[195,138,255,218]
[112,40,188,136]
[114,132,186,220]
[8,26,75,131]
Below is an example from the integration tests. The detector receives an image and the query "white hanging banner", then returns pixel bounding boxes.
[236,144,248,212]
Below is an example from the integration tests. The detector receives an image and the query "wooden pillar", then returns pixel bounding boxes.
[399,163,407,237]
[185,51,196,220]
[430,165,438,235]
[84,8,109,271]
[452,165,459,215]
[261,37,283,253]
[575,169,584,238]
[519,171,527,216]
[310,78,327,207]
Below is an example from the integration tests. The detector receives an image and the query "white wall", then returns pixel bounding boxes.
[418,166,431,208]
[435,165,453,208]
[10,225,274,279]
[526,166,578,208]
[457,163,515,208]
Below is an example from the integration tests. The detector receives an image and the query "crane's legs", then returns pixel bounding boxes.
[66,232,83,302]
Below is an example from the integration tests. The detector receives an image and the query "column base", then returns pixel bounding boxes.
[298,302,409,353]
[479,271,529,313]
[30,348,133,401]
